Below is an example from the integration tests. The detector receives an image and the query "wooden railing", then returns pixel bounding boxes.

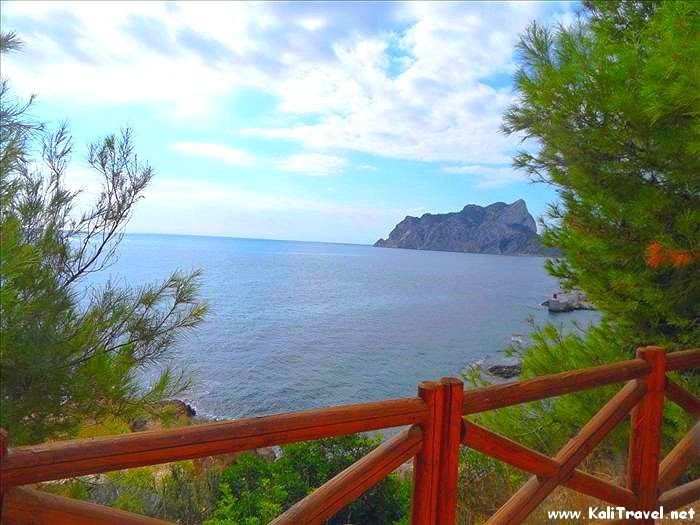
[0,346,698,524]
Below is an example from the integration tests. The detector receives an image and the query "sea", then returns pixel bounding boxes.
[85,233,600,421]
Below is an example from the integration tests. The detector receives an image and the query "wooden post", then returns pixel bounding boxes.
[412,381,445,525]
[436,378,463,525]
[1,428,8,521]
[627,347,666,522]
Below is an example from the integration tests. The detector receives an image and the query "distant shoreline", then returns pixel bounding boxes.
[122,232,556,258]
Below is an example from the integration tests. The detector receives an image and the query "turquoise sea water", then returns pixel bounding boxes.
[88,234,599,420]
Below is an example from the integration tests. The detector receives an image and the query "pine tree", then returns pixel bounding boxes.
[459,3,699,509]
[0,33,207,444]
[503,0,699,348]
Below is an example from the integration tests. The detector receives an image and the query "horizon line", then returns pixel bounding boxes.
[122,231,373,247]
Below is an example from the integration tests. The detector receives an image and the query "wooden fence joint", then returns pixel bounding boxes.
[627,347,666,523]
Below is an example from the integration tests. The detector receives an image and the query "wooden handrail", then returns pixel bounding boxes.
[665,378,700,417]
[0,347,698,525]
[658,478,700,511]
[1,397,428,487]
[2,487,169,525]
[658,422,700,491]
[462,357,649,414]
[666,348,700,371]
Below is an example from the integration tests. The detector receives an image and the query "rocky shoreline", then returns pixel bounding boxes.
[542,290,595,313]
[465,353,523,382]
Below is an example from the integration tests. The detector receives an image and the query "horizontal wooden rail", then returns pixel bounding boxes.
[462,357,649,414]
[2,487,170,525]
[658,478,700,511]
[665,378,700,417]
[270,425,422,525]
[1,397,427,487]
[658,423,700,491]
[666,348,700,371]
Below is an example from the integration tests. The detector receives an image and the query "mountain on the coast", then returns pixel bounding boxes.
[374,200,554,256]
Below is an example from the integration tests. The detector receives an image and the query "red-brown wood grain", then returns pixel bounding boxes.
[664,378,700,417]
[627,347,666,524]
[658,422,700,491]
[0,429,7,521]
[1,397,427,487]
[411,381,444,525]
[2,487,171,525]
[0,347,698,525]
[462,358,649,415]
[658,478,700,511]
[486,380,646,525]
[436,378,464,525]
[462,421,637,508]
[666,348,700,372]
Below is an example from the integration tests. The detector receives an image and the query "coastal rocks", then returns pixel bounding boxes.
[542,290,595,312]
[374,200,557,256]
[160,399,197,418]
[130,416,150,432]
[466,353,523,383]
[129,400,198,432]
[256,446,282,462]
[486,361,522,379]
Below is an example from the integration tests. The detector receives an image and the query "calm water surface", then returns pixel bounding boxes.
[90,234,599,420]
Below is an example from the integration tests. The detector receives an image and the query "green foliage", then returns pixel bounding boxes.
[468,320,693,454]
[0,35,207,444]
[461,1,699,515]
[45,461,220,525]
[503,0,699,348]
[457,448,522,524]
[158,463,222,525]
[207,435,411,525]
[494,0,700,451]
[207,455,285,525]
[461,321,698,519]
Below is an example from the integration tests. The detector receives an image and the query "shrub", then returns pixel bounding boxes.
[207,434,411,525]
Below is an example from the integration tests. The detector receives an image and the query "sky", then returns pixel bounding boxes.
[1,1,578,244]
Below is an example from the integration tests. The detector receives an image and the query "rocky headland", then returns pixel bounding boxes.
[375,200,557,256]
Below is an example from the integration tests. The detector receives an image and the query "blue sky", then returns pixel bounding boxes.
[1,1,577,244]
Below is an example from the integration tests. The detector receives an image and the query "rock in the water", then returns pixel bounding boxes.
[467,353,523,382]
[542,290,595,312]
[486,363,522,379]
[375,200,557,256]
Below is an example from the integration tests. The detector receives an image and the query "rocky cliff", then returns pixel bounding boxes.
[374,200,551,256]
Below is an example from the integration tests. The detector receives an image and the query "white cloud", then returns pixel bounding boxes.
[277,153,348,176]
[172,142,255,166]
[441,164,526,188]
[1,1,572,180]
[239,2,555,165]
[298,17,325,31]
